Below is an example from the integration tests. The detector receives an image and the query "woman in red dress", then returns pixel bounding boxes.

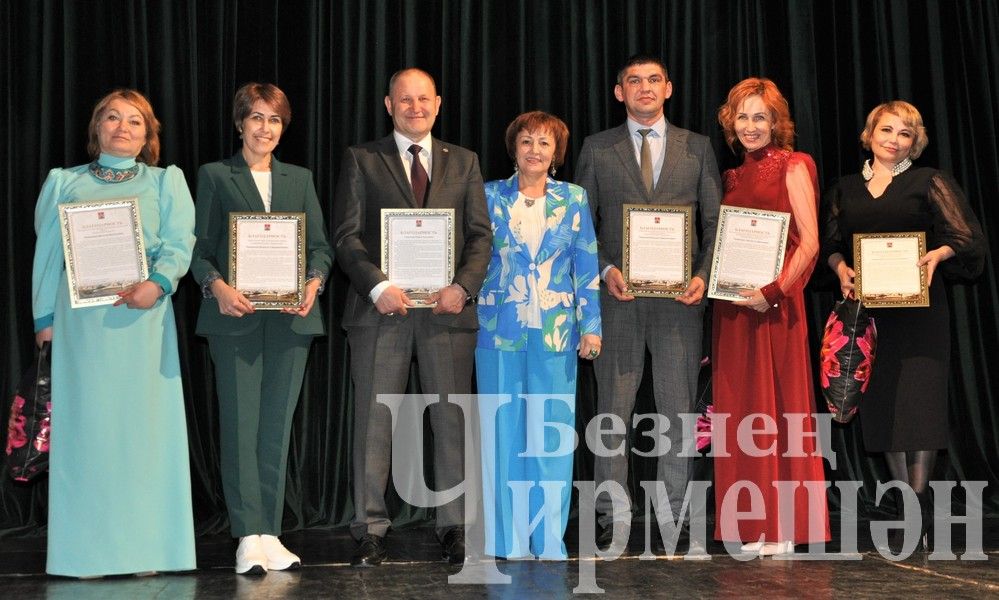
[712,78,830,556]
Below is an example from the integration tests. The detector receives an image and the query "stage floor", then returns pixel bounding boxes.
[2,519,997,598]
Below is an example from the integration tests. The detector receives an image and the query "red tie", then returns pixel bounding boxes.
[408,144,428,207]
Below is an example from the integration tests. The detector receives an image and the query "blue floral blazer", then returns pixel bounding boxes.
[477,174,602,352]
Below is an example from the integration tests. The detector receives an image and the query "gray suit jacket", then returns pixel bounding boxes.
[575,121,722,286]
[333,134,492,329]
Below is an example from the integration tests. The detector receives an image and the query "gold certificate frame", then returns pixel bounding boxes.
[380,208,455,307]
[621,204,693,297]
[707,205,791,302]
[59,197,148,309]
[854,231,929,308]
[228,212,306,309]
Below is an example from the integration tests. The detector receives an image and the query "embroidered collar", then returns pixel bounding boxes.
[862,157,911,181]
[89,161,140,183]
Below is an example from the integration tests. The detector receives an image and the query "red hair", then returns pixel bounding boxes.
[87,89,161,165]
[718,77,795,152]
[504,111,570,169]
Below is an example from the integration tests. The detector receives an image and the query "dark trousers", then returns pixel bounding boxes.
[347,311,475,539]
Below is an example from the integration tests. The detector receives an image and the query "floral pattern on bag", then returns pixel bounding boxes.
[854,326,877,393]
[819,299,876,423]
[819,315,849,387]
[5,395,27,455]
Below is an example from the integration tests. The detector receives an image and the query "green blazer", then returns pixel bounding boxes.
[190,152,333,336]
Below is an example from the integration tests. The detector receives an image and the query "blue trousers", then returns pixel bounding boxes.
[475,330,577,559]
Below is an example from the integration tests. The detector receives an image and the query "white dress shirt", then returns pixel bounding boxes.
[602,116,669,281]
[626,115,667,189]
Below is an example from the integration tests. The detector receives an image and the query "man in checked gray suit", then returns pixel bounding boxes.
[575,54,721,552]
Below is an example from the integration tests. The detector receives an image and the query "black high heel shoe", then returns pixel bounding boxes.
[915,491,932,553]
[883,489,928,556]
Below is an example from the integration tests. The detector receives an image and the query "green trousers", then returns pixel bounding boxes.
[208,314,313,537]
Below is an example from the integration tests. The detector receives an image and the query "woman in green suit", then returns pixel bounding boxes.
[190,83,333,575]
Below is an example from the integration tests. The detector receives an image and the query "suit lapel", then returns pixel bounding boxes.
[376,135,415,207]
[493,175,531,258]
[229,152,267,212]
[426,138,449,208]
[611,125,649,202]
[657,123,687,198]
[534,179,568,265]
[268,157,291,212]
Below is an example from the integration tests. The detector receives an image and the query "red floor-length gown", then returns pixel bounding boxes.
[712,145,830,544]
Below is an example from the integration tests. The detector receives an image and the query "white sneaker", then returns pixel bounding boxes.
[260,534,302,570]
[740,541,764,553]
[759,541,794,556]
[235,535,268,575]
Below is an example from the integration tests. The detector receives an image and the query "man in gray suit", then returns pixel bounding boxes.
[575,55,722,551]
[333,68,492,566]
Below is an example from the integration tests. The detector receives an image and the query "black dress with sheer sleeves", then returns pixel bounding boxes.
[821,167,984,451]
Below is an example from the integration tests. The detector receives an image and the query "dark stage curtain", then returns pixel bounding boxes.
[2,0,997,537]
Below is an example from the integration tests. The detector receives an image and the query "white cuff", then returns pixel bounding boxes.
[369,280,391,303]
[600,264,616,281]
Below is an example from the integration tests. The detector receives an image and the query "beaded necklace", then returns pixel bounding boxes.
[89,161,140,183]
[862,157,911,181]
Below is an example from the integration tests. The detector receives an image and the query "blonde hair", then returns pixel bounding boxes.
[860,100,929,159]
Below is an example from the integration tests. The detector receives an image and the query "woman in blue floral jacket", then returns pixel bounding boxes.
[476,111,601,559]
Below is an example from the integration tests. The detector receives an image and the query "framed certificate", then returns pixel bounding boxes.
[622,204,692,297]
[59,197,148,308]
[228,212,306,309]
[707,205,791,302]
[853,232,929,308]
[381,208,455,307]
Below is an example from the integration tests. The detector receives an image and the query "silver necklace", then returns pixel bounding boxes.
[522,193,543,208]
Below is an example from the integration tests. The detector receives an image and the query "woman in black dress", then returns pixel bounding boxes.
[822,100,984,550]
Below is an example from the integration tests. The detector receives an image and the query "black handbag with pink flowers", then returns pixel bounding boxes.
[5,342,52,481]
[819,299,877,423]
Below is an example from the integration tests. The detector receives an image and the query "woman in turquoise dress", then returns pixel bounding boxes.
[476,111,601,559]
[32,89,196,577]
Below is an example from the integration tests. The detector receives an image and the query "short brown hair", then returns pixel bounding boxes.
[717,77,795,152]
[232,82,292,130]
[616,54,670,85]
[504,111,570,170]
[860,100,929,159]
[87,89,161,165]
